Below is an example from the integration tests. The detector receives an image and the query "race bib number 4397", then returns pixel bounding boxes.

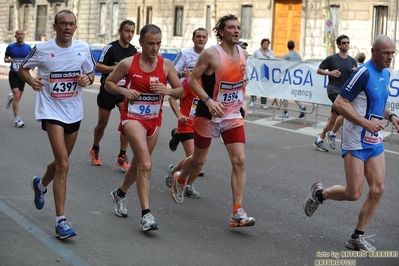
[49,70,80,98]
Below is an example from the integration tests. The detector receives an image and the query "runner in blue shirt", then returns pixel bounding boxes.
[304,34,399,252]
[4,29,31,127]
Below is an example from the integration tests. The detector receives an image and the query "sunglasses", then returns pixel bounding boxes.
[340,41,350,45]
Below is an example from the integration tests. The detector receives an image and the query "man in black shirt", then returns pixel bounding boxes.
[313,35,357,152]
[89,20,137,171]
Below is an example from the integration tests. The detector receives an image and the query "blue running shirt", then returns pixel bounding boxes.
[339,60,390,150]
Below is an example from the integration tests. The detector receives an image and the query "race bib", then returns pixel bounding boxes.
[188,98,199,120]
[363,114,384,144]
[215,80,244,106]
[49,70,80,99]
[127,93,162,119]
[12,58,24,72]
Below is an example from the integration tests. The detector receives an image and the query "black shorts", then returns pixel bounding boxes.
[41,119,81,134]
[8,71,25,91]
[327,92,340,115]
[97,84,125,110]
[178,132,194,142]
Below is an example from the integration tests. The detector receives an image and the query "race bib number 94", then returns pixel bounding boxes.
[49,70,80,98]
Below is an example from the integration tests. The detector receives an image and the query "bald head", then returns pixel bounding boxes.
[14,29,25,44]
[371,34,396,70]
[372,34,394,50]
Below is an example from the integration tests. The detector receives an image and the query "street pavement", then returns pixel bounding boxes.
[0,73,398,266]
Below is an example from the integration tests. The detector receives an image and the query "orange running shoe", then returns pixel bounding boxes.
[89,148,101,166]
[116,154,130,171]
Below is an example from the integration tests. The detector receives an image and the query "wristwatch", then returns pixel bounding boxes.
[203,96,211,103]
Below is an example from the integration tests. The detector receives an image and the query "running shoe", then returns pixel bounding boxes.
[140,213,159,231]
[304,182,324,217]
[6,92,13,109]
[198,170,205,177]
[326,131,336,150]
[116,154,130,171]
[346,235,376,252]
[15,118,24,128]
[31,176,47,210]
[165,164,174,188]
[89,148,101,166]
[169,128,180,151]
[55,219,76,239]
[170,171,185,204]
[229,208,255,227]
[111,189,128,217]
[278,113,289,118]
[299,106,306,118]
[313,139,328,152]
[184,185,201,199]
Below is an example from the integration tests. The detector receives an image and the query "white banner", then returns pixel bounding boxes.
[246,58,399,112]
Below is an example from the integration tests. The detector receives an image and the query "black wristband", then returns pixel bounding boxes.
[203,96,211,103]
[389,113,397,122]
[86,73,93,84]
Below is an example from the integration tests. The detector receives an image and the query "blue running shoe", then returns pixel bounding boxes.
[31,176,47,210]
[55,219,76,239]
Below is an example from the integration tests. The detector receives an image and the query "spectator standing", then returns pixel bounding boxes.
[19,9,96,239]
[304,34,399,252]
[250,38,274,109]
[281,40,306,118]
[355,52,366,66]
[4,29,31,127]
[170,14,255,228]
[88,20,137,171]
[106,24,183,231]
[313,35,357,152]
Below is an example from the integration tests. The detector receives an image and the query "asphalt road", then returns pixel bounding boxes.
[0,73,398,266]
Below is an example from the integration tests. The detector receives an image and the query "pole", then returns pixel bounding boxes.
[393,0,398,69]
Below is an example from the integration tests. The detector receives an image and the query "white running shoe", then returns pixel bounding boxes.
[6,92,13,109]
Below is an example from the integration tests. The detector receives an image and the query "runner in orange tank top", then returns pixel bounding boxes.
[170,14,255,228]
[105,24,183,232]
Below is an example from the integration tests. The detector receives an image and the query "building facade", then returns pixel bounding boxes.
[1,0,398,68]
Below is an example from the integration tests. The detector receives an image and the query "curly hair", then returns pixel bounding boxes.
[212,14,239,42]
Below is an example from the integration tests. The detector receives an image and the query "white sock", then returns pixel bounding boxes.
[56,215,66,225]
[317,137,323,143]
[329,131,336,136]
[38,180,46,192]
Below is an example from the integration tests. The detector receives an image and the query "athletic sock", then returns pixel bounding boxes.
[351,229,365,239]
[119,150,126,157]
[317,137,324,143]
[177,174,186,186]
[117,188,126,198]
[315,190,324,203]
[38,180,47,193]
[142,209,150,217]
[329,131,337,137]
[55,215,66,225]
[233,204,242,215]
[92,145,99,151]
